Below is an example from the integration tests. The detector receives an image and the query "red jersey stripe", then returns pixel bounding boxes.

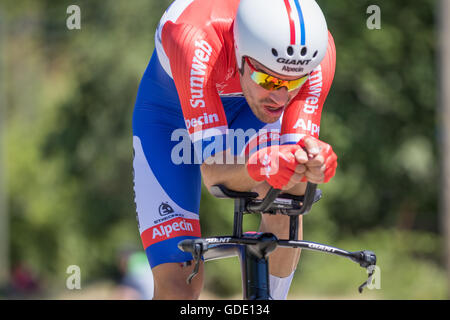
[141,217,201,249]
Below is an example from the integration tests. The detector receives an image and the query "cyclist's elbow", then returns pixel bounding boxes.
[200,162,219,192]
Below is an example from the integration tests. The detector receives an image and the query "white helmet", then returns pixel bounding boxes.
[234,0,329,77]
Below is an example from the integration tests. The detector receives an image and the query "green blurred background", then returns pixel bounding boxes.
[0,0,446,299]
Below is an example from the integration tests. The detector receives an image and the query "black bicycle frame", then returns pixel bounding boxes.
[200,234,277,300]
[179,183,377,299]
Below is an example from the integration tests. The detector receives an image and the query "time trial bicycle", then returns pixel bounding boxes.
[178,182,377,300]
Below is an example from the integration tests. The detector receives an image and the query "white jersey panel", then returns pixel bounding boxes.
[133,135,199,234]
[154,0,195,78]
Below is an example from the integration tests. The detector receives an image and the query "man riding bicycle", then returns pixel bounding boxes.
[132,0,337,300]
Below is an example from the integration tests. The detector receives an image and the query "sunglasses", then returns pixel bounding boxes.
[245,57,309,92]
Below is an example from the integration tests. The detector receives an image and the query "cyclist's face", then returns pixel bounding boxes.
[239,57,302,123]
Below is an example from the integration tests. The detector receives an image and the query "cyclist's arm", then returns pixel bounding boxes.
[201,153,308,196]
[201,151,260,192]
[162,22,230,162]
[280,31,336,144]
[279,32,337,185]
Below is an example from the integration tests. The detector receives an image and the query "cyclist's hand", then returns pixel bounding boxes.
[246,145,307,190]
[297,136,338,184]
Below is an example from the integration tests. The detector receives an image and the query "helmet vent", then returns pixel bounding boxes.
[313,50,318,58]
[271,48,278,57]
[301,47,307,56]
[287,46,294,56]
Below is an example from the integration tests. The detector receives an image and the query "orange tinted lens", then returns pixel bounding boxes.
[246,57,308,91]
[250,72,283,90]
[284,75,309,91]
[250,71,308,91]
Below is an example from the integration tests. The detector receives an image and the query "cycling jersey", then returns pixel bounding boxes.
[133,0,336,268]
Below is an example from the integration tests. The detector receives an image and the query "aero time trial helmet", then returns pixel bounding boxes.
[234,0,329,77]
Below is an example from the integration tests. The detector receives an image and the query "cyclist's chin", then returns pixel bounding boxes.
[260,115,281,124]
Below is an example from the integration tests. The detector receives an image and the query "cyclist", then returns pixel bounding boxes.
[133,0,337,300]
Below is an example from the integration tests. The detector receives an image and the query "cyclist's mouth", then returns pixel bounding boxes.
[263,105,284,117]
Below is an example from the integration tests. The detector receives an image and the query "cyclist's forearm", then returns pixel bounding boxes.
[201,154,260,192]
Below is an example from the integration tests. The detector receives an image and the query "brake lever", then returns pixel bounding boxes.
[358,267,375,293]
[187,243,204,284]
[355,250,377,293]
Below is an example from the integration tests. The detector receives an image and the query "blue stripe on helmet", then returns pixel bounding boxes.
[293,0,306,46]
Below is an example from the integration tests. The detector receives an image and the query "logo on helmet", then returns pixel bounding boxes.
[282,66,304,73]
[276,58,311,66]
[276,58,312,73]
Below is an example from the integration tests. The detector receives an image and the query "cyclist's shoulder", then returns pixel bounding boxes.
[159,0,239,34]
[156,0,239,75]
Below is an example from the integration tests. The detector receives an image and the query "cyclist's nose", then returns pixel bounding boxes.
[269,87,289,106]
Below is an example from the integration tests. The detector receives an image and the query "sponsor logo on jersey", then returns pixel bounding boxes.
[153,213,184,225]
[189,40,212,108]
[152,219,193,239]
[303,96,320,114]
[185,113,219,130]
[140,217,201,249]
[293,119,320,136]
[158,202,174,216]
[302,65,323,115]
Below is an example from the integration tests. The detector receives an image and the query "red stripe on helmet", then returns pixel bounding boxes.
[283,0,296,45]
